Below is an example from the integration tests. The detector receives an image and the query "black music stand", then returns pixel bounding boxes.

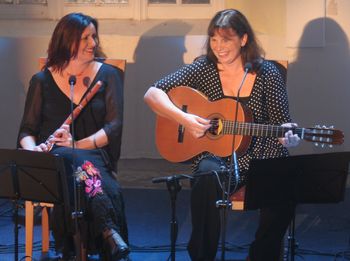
[0,148,69,261]
[244,152,350,261]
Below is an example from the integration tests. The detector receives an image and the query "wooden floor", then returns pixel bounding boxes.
[117,158,192,189]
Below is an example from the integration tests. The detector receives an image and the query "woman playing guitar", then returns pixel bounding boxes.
[144,9,300,261]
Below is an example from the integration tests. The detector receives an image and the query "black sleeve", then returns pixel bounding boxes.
[17,73,44,148]
[102,66,124,162]
[263,62,292,125]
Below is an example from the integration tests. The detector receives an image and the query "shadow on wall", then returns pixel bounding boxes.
[0,37,48,149]
[121,21,193,159]
[0,38,25,149]
[287,17,350,155]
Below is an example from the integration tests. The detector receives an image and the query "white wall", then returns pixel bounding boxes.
[286,0,350,155]
[229,0,350,156]
[0,0,349,159]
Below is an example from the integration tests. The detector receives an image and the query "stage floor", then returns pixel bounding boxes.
[0,159,349,261]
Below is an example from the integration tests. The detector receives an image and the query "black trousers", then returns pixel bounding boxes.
[50,147,128,257]
[187,156,294,261]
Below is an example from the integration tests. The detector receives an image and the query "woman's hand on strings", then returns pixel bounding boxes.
[182,113,211,139]
[279,123,300,148]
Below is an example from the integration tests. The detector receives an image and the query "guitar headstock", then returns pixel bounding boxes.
[303,125,344,147]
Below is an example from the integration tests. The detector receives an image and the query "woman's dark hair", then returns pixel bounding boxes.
[46,12,102,72]
[206,9,264,67]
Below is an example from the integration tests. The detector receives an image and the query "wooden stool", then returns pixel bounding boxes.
[230,186,246,210]
[25,201,53,260]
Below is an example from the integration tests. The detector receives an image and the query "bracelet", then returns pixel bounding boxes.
[93,134,98,149]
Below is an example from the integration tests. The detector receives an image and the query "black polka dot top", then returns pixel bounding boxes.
[152,57,291,185]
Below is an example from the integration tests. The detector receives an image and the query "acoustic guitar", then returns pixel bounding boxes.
[155,86,344,162]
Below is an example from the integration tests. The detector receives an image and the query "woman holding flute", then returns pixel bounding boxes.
[17,13,129,261]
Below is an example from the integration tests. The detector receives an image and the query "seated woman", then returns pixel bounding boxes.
[144,9,300,261]
[17,12,129,261]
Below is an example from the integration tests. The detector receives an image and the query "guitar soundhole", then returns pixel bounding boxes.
[208,118,221,137]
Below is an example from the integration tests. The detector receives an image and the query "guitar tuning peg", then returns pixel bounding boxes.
[329,144,333,148]
[329,125,334,129]
[322,125,327,129]
[321,143,325,148]
[315,124,321,128]
[315,142,319,147]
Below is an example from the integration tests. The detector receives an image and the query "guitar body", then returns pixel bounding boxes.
[155,86,344,162]
[156,86,253,162]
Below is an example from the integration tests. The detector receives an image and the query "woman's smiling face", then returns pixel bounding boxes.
[75,22,98,62]
[209,28,247,65]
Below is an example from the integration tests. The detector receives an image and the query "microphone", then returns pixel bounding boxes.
[68,74,84,245]
[252,58,264,75]
[152,174,194,184]
[69,75,77,86]
[218,61,254,261]
[229,62,252,193]
[68,75,76,150]
[152,176,174,184]
[244,62,253,74]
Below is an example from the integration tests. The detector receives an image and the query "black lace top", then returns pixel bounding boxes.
[17,63,124,165]
[151,57,291,183]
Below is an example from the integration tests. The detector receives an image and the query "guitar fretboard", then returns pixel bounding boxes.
[221,120,303,138]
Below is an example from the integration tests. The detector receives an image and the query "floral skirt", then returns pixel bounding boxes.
[49,146,128,255]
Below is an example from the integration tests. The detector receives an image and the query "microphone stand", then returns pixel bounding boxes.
[216,63,252,261]
[68,75,85,261]
[152,174,193,261]
[152,170,227,261]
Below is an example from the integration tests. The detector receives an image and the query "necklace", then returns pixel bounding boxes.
[65,62,92,77]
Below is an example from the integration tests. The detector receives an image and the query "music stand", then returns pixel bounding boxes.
[244,152,350,261]
[0,148,69,261]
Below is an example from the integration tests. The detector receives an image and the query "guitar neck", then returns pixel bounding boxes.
[222,120,304,139]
